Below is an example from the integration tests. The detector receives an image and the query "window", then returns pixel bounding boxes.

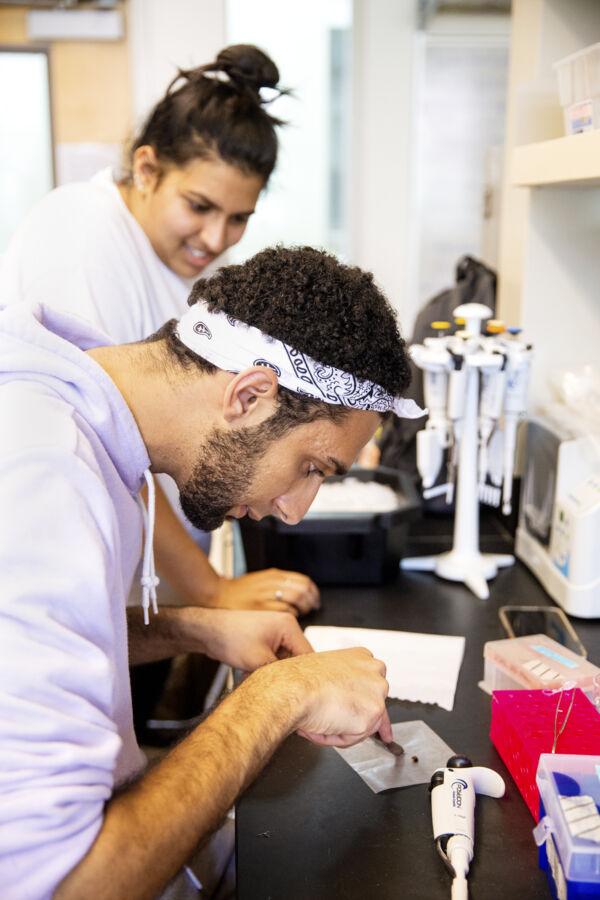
[225,0,352,262]
[0,47,54,253]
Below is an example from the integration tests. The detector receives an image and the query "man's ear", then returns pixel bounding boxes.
[222,367,279,423]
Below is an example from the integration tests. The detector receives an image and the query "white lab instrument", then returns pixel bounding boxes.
[401,304,533,599]
[516,418,600,618]
[445,356,467,505]
[500,334,531,515]
[430,755,506,900]
[478,352,506,507]
[412,322,452,489]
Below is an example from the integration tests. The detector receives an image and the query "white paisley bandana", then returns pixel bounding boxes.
[176,301,426,419]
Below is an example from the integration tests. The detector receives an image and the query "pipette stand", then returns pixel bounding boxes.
[401,354,513,598]
[401,303,519,600]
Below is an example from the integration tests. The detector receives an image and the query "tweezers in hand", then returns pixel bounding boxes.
[372,735,405,756]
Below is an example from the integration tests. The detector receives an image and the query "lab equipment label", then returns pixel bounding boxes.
[530,644,579,669]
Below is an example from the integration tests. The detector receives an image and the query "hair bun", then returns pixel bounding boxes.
[215,44,279,92]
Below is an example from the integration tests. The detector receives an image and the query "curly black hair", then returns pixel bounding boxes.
[193,246,411,395]
[148,246,411,427]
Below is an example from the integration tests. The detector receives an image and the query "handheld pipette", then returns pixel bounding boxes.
[500,337,531,515]
[411,326,451,490]
[430,754,505,900]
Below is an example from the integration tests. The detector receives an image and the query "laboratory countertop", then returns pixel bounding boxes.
[235,516,600,900]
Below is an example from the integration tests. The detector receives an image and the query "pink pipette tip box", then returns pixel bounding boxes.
[490,689,600,819]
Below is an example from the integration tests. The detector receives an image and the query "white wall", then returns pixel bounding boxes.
[128,0,226,127]
[522,187,600,409]
[351,0,418,337]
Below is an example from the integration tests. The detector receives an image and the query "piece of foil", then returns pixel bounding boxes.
[335,720,454,793]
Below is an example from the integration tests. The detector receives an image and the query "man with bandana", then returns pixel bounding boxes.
[0,246,421,899]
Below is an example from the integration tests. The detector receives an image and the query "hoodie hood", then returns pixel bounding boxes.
[0,302,149,494]
[0,302,159,622]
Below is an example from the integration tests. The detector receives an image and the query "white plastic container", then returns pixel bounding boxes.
[554,42,600,134]
[534,754,600,898]
[516,420,600,619]
[480,633,600,695]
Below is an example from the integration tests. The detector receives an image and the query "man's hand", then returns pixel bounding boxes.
[213,568,320,616]
[178,607,313,671]
[127,606,312,667]
[145,480,319,615]
[253,647,390,749]
[58,638,389,900]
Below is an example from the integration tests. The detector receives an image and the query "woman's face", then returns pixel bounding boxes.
[133,155,264,278]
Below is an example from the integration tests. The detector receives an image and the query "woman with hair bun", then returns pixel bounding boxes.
[2,44,281,340]
[0,44,319,617]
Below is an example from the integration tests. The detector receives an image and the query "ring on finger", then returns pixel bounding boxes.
[275,589,284,601]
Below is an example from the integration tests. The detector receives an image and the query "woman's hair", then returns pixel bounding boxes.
[145,246,412,429]
[126,44,285,183]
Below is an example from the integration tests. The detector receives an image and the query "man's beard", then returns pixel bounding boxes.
[179,423,275,532]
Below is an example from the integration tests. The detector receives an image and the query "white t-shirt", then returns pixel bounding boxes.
[0,168,191,341]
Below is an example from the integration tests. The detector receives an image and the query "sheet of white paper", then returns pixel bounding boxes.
[304,625,465,711]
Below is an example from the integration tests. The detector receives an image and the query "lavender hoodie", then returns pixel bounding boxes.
[0,303,149,898]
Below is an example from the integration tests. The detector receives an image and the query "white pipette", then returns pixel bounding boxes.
[501,345,531,515]
[430,755,505,900]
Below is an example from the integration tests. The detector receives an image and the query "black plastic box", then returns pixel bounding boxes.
[239,467,421,585]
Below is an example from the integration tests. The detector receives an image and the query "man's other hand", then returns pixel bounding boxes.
[184,608,314,672]
[213,569,320,616]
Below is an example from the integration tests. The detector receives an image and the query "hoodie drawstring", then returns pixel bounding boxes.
[136,470,160,625]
